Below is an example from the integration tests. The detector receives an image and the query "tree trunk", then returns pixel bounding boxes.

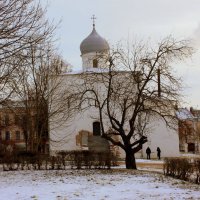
[125,150,137,169]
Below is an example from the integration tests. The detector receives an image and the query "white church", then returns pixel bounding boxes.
[49,19,180,159]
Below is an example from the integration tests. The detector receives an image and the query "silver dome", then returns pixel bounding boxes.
[80,27,109,55]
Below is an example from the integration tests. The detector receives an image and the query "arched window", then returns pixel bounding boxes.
[93,121,101,136]
[93,59,98,68]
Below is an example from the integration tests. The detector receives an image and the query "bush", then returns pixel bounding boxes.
[194,158,200,184]
[58,150,115,169]
[164,158,193,181]
[163,157,200,183]
[0,150,118,171]
[66,150,119,169]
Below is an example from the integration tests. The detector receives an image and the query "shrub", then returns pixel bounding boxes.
[194,158,200,184]
[0,150,118,171]
[58,150,114,169]
[164,158,193,181]
[163,157,200,184]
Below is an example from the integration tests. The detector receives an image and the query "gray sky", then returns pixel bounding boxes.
[44,0,200,107]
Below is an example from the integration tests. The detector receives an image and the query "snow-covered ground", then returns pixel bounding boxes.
[0,165,200,200]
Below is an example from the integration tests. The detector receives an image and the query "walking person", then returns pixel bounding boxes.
[157,147,161,160]
[146,147,151,159]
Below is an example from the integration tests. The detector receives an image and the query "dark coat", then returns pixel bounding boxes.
[157,147,161,154]
[146,147,151,154]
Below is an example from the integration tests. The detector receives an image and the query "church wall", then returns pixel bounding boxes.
[49,73,101,154]
[49,72,180,159]
[81,52,96,70]
[81,52,108,71]
[50,107,179,159]
[142,117,179,159]
[50,106,102,154]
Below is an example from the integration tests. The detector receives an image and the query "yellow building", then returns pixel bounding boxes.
[0,100,49,154]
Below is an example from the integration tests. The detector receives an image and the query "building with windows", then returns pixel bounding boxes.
[0,100,49,154]
[177,107,200,154]
[49,21,180,159]
[0,100,27,152]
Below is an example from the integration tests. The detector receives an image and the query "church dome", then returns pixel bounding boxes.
[80,26,109,55]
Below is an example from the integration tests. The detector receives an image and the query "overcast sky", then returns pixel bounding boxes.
[43,0,200,107]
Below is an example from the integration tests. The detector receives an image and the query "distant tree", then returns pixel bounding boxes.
[0,0,76,154]
[11,41,73,153]
[76,37,192,169]
[0,0,55,102]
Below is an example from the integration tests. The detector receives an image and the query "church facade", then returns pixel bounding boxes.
[49,22,180,159]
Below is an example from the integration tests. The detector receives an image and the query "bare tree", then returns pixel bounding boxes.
[0,0,76,154]
[76,37,192,169]
[11,40,74,153]
[0,0,55,102]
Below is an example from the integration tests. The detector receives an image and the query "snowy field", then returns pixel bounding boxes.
[0,166,200,200]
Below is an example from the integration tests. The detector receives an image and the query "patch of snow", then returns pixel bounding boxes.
[0,169,199,200]
[136,159,164,164]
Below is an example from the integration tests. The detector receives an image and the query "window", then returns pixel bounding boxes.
[4,115,9,125]
[16,131,20,140]
[5,131,10,140]
[93,121,101,136]
[179,143,185,152]
[93,59,98,68]
[23,131,28,140]
[188,143,195,152]
[15,115,20,125]
[22,115,28,125]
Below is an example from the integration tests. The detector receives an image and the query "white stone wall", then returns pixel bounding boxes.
[49,73,180,159]
[81,51,108,71]
[81,52,96,70]
[141,118,179,159]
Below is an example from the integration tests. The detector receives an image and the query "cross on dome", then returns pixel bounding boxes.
[91,15,96,28]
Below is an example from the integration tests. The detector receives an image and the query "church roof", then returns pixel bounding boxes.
[80,26,109,55]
